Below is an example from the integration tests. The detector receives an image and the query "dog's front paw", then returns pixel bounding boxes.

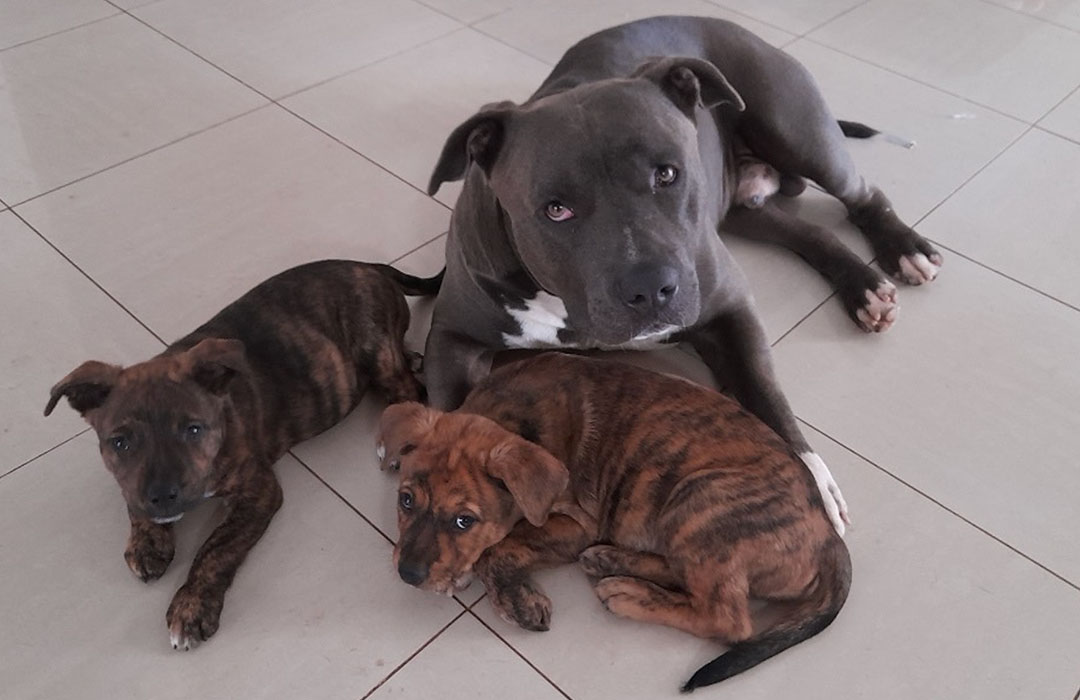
[799,452,850,536]
[489,579,552,632]
[853,280,899,333]
[166,585,223,650]
[125,523,175,582]
[895,251,942,285]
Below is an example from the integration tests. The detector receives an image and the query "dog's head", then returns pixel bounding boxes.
[429,57,745,346]
[45,338,247,523]
[376,402,569,595]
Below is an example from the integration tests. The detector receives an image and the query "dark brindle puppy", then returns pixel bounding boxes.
[45,260,440,650]
[378,353,850,691]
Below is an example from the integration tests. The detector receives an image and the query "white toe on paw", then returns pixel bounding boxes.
[799,452,850,536]
[897,253,940,285]
[375,443,386,461]
[855,282,899,333]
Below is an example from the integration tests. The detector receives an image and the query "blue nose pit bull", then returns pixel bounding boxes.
[421,15,951,533]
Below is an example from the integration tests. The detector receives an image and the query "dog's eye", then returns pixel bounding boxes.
[399,491,414,511]
[544,201,574,222]
[454,515,476,531]
[655,165,678,188]
[185,423,203,439]
[109,435,130,453]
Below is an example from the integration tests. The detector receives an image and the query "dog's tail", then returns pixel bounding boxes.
[373,264,445,296]
[838,119,915,149]
[681,536,851,692]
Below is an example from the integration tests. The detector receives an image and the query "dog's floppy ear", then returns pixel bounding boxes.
[377,402,439,472]
[427,101,516,196]
[45,361,123,417]
[487,433,570,527]
[185,338,247,395]
[633,56,745,117]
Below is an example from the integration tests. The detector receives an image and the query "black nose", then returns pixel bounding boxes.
[146,482,180,507]
[617,264,679,312]
[398,560,428,587]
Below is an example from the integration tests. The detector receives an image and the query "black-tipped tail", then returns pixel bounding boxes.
[681,538,852,692]
[373,264,445,296]
[837,119,880,139]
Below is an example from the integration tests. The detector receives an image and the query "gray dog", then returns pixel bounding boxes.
[423,16,944,533]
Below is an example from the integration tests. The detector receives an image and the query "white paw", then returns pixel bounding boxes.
[375,442,386,461]
[855,281,899,333]
[897,253,940,285]
[170,627,195,652]
[799,452,850,537]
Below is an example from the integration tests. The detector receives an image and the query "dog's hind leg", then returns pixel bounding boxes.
[373,338,424,404]
[579,544,684,591]
[476,514,591,632]
[732,52,942,285]
[593,573,753,643]
[723,203,899,333]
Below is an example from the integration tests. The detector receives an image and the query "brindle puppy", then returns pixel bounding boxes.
[46,260,440,650]
[377,353,850,691]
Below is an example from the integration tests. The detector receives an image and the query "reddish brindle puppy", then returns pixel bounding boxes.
[46,260,439,650]
[378,353,850,691]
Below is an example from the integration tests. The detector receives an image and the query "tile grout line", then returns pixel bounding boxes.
[797,0,873,37]
[972,0,1080,35]
[105,0,456,211]
[469,24,556,67]
[699,0,809,38]
[0,428,92,481]
[797,417,1080,594]
[467,609,575,700]
[7,208,169,346]
[288,450,396,546]
[272,23,468,103]
[800,36,1035,126]
[389,231,448,267]
[0,10,123,54]
[10,105,268,209]
[358,608,470,700]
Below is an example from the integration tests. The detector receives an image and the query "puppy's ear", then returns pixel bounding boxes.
[633,56,745,117]
[377,402,439,472]
[45,361,122,417]
[428,101,516,196]
[185,338,247,395]
[487,433,569,527]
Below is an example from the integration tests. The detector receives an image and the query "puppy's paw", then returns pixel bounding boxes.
[896,252,942,285]
[799,452,850,536]
[166,585,223,651]
[579,545,622,579]
[853,280,899,333]
[124,524,175,582]
[594,576,649,618]
[489,579,552,632]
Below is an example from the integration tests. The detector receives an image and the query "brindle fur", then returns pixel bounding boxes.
[378,353,850,690]
[46,260,439,649]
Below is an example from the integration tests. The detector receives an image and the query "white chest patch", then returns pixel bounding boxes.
[502,291,570,349]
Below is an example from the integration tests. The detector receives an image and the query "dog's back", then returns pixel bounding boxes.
[173,260,425,450]
[464,352,850,687]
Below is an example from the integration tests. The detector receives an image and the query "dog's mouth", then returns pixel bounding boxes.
[429,571,475,597]
[152,513,184,525]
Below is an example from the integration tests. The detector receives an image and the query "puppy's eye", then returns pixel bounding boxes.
[109,435,130,453]
[185,423,203,439]
[399,491,414,511]
[544,201,574,222]
[454,515,476,531]
[654,165,678,188]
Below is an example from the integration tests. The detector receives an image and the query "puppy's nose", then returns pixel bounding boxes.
[146,482,180,507]
[397,560,428,587]
[617,264,679,313]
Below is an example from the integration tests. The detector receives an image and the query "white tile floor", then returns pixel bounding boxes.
[1,1,1079,699]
